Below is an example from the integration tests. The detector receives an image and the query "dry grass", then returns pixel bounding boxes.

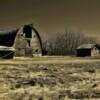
[0,56,100,100]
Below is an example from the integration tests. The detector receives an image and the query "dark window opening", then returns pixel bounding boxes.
[35,49,38,52]
[23,25,32,38]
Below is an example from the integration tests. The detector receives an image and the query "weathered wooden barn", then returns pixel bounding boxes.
[0,24,42,58]
[14,24,42,57]
[76,44,100,57]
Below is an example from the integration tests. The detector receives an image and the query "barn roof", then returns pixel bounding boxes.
[77,44,100,49]
[0,29,18,47]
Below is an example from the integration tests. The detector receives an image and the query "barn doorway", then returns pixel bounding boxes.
[23,25,32,47]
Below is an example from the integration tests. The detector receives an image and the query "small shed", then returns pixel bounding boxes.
[76,44,100,57]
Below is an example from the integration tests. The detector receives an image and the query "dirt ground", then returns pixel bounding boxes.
[0,56,100,100]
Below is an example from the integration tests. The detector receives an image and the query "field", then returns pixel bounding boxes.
[0,56,100,100]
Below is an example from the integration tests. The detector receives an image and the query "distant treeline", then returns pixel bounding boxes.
[42,31,98,55]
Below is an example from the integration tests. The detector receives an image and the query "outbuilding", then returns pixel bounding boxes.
[76,44,100,57]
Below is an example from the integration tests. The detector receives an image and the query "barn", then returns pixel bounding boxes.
[0,24,42,59]
[14,24,42,57]
[76,44,100,57]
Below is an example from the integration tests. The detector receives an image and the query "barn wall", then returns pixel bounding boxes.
[31,30,42,56]
[91,47,99,56]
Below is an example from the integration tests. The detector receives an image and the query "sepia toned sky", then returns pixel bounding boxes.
[0,0,100,38]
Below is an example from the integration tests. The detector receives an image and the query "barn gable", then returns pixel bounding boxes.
[14,24,42,57]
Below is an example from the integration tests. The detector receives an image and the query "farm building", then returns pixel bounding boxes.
[0,24,42,59]
[76,44,100,57]
[14,24,42,57]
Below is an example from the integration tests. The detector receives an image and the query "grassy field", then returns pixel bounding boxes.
[0,56,100,100]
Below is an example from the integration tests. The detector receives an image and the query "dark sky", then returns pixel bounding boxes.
[0,0,100,38]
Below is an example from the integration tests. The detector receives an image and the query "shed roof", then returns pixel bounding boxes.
[77,44,99,49]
